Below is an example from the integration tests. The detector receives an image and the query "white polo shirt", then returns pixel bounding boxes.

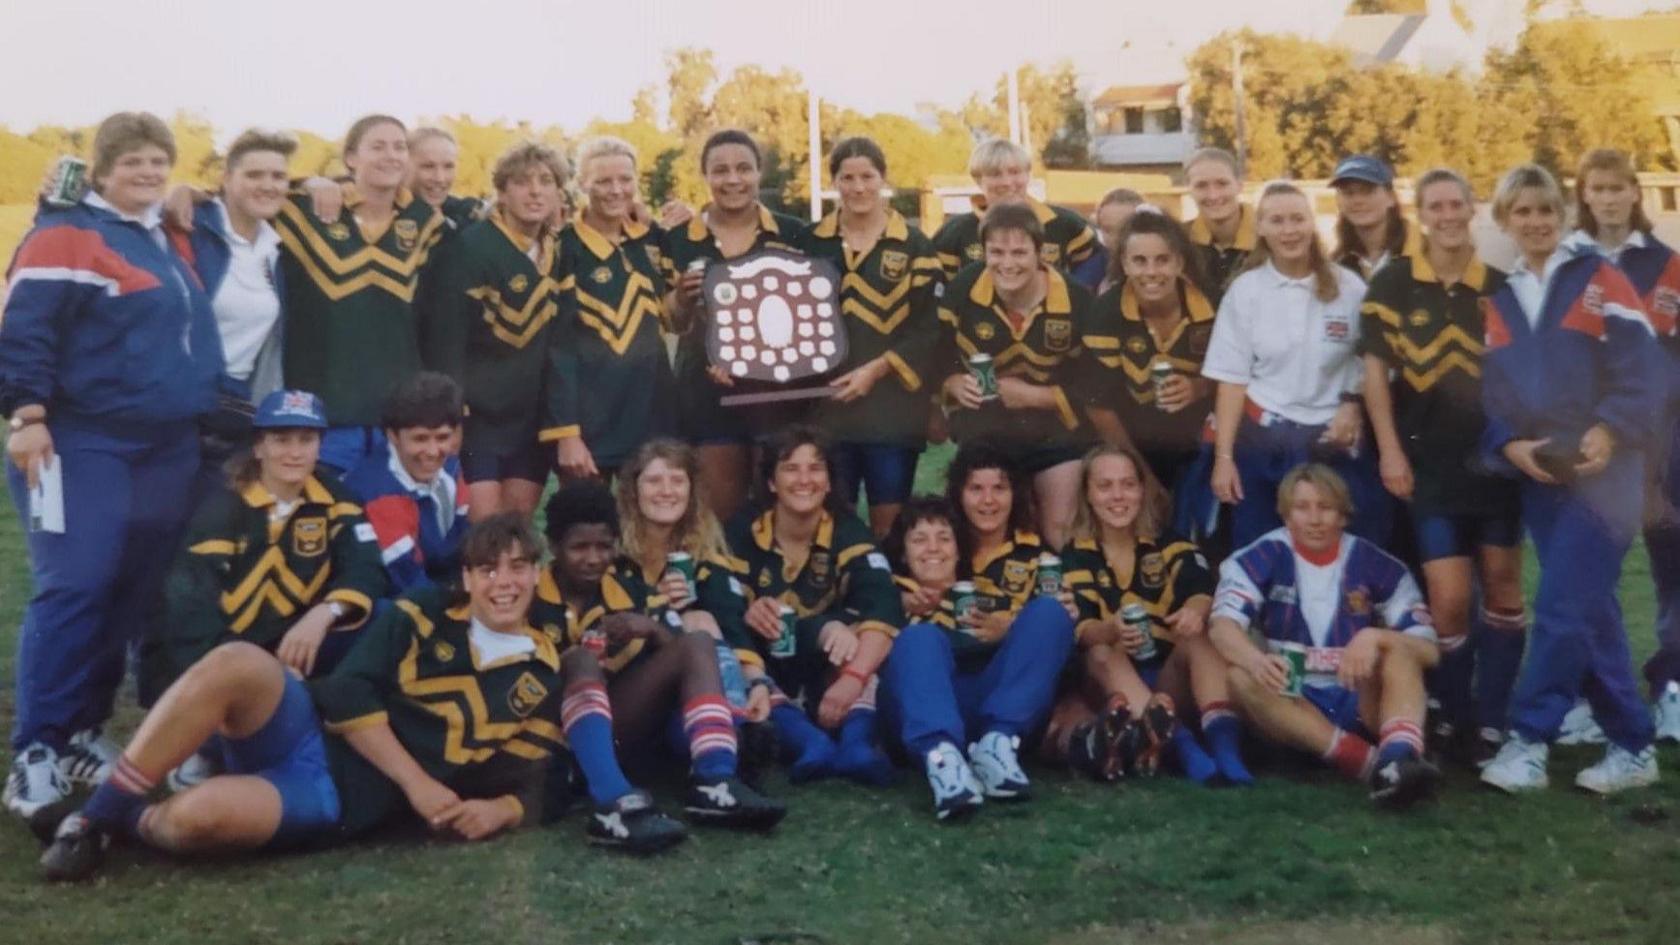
[1201,261,1368,426]
[1503,246,1572,331]
[209,199,283,382]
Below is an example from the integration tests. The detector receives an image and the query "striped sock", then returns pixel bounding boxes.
[683,695,738,782]
[1322,727,1376,782]
[82,754,156,836]
[1376,718,1425,767]
[561,683,633,806]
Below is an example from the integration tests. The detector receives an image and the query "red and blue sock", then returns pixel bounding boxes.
[82,754,155,837]
[561,683,634,806]
[1375,718,1425,769]
[682,695,738,783]
[1323,727,1376,782]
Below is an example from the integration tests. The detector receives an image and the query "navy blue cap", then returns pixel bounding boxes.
[253,389,328,429]
[1331,155,1394,188]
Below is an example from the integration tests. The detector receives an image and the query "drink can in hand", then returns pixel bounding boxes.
[665,551,697,607]
[771,603,798,659]
[1277,642,1308,698]
[1121,602,1157,662]
[1035,553,1063,597]
[949,581,979,633]
[967,354,999,401]
[46,156,88,208]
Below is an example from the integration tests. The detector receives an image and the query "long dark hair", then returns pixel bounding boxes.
[944,440,1034,567]
[1105,207,1207,295]
[1332,199,1406,266]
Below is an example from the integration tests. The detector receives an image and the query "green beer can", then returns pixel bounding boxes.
[771,603,797,659]
[1121,602,1157,662]
[46,156,88,208]
[1036,553,1063,597]
[1150,358,1174,409]
[948,581,979,633]
[665,551,697,607]
[968,353,999,401]
[1277,642,1308,698]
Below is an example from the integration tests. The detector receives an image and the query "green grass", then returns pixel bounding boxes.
[2,452,1677,945]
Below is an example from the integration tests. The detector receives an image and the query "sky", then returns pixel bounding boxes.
[0,0,1670,140]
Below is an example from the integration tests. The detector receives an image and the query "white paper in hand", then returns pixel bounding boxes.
[28,455,64,534]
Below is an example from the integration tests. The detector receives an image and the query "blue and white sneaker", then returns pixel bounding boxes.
[1575,744,1659,795]
[61,728,119,788]
[923,742,983,822]
[1555,700,1604,745]
[968,731,1030,800]
[5,743,73,839]
[1653,682,1680,745]
[1480,733,1549,793]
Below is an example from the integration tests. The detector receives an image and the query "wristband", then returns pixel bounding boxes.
[1338,391,1364,405]
[841,666,872,685]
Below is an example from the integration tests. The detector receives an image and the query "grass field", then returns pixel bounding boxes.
[1,448,1677,945]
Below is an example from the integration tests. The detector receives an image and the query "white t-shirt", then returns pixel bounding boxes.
[1201,261,1368,426]
[470,616,536,665]
[387,448,458,536]
[208,200,282,382]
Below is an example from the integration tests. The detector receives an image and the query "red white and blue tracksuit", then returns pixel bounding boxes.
[1572,231,1680,697]
[1479,247,1666,751]
[1,196,224,752]
[1213,528,1435,730]
[341,448,470,598]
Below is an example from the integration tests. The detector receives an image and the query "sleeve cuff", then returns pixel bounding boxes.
[855,619,899,640]
[537,425,580,443]
[735,648,765,671]
[883,351,922,392]
[325,589,374,630]
[323,710,389,735]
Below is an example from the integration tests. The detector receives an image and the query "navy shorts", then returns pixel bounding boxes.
[1411,509,1521,563]
[460,438,551,485]
[829,442,920,507]
[218,672,341,845]
[1302,682,1368,737]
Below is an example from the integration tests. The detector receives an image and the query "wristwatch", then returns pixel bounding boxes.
[8,410,45,432]
[327,601,349,623]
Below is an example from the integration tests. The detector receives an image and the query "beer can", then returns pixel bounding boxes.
[46,156,88,208]
[581,626,608,657]
[1036,553,1063,597]
[686,258,709,276]
[665,551,697,607]
[1277,642,1308,698]
[1150,359,1174,409]
[948,581,979,632]
[967,353,999,401]
[1121,602,1157,662]
[770,603,797,659]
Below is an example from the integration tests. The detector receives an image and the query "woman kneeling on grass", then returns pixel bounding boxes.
[1045,444,1246,786]
[879,442,1077,820]
[1208,464,1442,810]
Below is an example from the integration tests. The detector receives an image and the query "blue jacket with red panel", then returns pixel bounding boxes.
[341,448,470,595]
[1478,248,1665,502]
[0,200,223,424]
[1600,233,1680,411]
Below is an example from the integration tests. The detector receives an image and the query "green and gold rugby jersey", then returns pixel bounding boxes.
[529,560,683,675]
[660,205,806,441]
[797,209,944,446]
[1358,251,1516,518]
[424,210,570,455]
[937,266,1101,450]
[894,529,1049,670]
[311,586,569,836]
[1086,276,1217,459]
[1185,203,1256,305]
[143,475,384,699]
[275,188,445,426]
[552,217,677,467]
[931,196,1098,280]
[1063,533,1212,653]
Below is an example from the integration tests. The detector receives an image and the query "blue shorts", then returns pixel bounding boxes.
[459,437,550,485]
[829,442,919,507]
[317,426,386,476]
[1302,683,1368,737]
[1411,510,1521,563]
[218,672,341,845]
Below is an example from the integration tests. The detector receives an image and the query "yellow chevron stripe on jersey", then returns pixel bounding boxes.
[1401,351,1482,390]
[574,271,663,355]
[1390,324,1483,364]
[276,201,444,277]
[467,283,561,349]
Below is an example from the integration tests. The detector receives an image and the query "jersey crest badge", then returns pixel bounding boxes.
[293,517,327,557]
[509,273,529,294]
[1345,587,1371,616]
[326,222,351,242]
[1139,552,1165,588]
[1002,559,1031,594]
[879,250,908,282]
[1125,335,1150,355]
[964,242,983,261]
[975,321,996,341]
[433,641,456,663]
[393,219,419,252]
[808,551,832,587]
[1039,244,1062,266]
[508,671,549,718]
[592,266,613,285]
[1408,308,1432,327]
[1044,317,1072,352]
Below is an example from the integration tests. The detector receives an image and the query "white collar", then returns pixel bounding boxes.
[386,447,450,496]
[213,198,280,253]
[1264,260,1316,289]
[86,191,163,230]
[1511,246,1572,281]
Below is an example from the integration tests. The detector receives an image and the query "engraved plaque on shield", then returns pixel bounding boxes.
[703,249,846,404]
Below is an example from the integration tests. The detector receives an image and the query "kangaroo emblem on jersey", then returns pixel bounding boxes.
[508,671,548,718]
[393,219,419,252]
[508,273,529,294]
[879,250,908,282]
[1044,317,1072,352]
[326,222,351,242]
[293,517,327,557]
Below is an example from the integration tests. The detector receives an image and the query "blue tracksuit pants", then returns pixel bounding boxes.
[1508,453,1654,752]
[880,596,1075,757]
[1230,414,1391,551]
[6,420,198,751]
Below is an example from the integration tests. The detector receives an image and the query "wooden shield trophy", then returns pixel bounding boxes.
[702,249,847,406]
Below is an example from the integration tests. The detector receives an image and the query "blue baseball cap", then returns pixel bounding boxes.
[253,389,328,429]
[1331,155,1394,188]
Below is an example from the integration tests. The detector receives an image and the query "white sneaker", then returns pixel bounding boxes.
[1556,701,1605,745]
[60,728,119,787]
[924,742,983,821]
[1575,744,1660,795]
[1653,682,1680,745]
[967,731,1031,800]
[1480,733,1550,793]
[4,744,73,823]
[166,751,220,794]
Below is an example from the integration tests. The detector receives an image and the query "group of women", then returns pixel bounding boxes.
[3,107,1677,872]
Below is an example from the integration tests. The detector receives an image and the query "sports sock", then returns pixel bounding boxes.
[1201,703,1253,785]
[1322,727,1376,782]
[1170,726,1218,784]
[770,702,835,782]
[1475,607,1527,733]
[833,707,897,786]
[682,695,739,783]
[561,683,634,806]
[1375,718,1425,768]
[1430,632,1474,730]
[81,754,155,836]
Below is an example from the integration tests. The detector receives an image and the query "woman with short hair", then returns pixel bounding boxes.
[932,138,1098,283]
[2,111,225,826]
[1181,147,1254,303]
